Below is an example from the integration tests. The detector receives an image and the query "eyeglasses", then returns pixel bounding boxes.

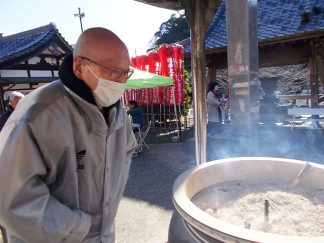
[80,56,134,80]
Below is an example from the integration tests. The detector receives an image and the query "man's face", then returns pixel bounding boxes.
[11,96,22,109]
[74,45,132,91]
[81,56,132,86]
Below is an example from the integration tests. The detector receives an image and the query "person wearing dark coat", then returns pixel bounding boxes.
[127,100,144,129]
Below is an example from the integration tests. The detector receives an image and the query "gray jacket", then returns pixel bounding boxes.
[0,80,137,242]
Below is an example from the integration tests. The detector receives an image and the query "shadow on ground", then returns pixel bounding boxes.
[124,142,195,210]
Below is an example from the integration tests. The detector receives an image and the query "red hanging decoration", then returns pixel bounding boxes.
[131,57,137,68]
[130,45,185,106]
[147,52,163,104]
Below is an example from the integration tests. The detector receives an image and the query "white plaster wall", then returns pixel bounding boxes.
[30,70,53,77]
[28,57,41,64]
[45,57,58,65]
[0,70,28,77]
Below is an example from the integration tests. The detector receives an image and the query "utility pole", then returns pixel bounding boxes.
[74,7,85,32]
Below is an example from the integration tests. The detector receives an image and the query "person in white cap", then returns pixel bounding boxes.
[0,91,24,131]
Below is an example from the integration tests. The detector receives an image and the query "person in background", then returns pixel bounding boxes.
[127,100,144,129]
[206,81,225,136]
[0,27,137,243]
[0,91,24,131]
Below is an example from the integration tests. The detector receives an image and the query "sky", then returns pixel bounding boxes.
[0,0,181,56]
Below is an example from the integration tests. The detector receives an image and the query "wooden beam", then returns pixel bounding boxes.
[5,63,59,71]
[38,53,66,60]
[206,52,227,69]
[259,42,310,67]
[259,32,324,47]
[0,77,57,84]
[204,40,311,70]
[2,85,39,92]
[134,0,182,10]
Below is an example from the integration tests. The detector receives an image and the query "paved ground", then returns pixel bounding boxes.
[115,142,196,243]
[115,124,324,243]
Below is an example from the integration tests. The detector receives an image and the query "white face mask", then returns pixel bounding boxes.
[87,64,125,107]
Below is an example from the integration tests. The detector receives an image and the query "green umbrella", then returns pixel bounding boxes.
[125,67,180,141]
[126,68,174,89]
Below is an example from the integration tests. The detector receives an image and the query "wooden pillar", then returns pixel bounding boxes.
[226,0,259,136]
[179,0,220,165]
[207,65,217,83]
[309,48,319,108]
[0,225,8,243]
[315,39,324,90]
[316,48,324,95]
[317,55,324,89]
[0,85,5,113]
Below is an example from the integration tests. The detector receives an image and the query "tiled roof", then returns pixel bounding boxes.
[183,0,324,53]
[0,23,72,68]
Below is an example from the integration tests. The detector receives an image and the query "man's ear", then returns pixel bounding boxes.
[73,57,84,80]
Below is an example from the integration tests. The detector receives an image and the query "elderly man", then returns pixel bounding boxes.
[0,28,137,242]
[0,91,24,131]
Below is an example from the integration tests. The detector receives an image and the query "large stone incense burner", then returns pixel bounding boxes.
[172,157,324,243]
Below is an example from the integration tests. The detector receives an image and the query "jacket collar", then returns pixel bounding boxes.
[59,54,97,106]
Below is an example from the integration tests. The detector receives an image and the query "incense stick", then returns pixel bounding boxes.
[291,162,312,188]
[264,199,269,222]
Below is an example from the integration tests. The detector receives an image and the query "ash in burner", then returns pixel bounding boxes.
[191,180,324,236]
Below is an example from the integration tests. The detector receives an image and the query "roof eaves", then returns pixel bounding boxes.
[258,29,324,46]
[0,31,56,68]
[52,30,73,53]
[0,23,73,69]
[0,23,56,44]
